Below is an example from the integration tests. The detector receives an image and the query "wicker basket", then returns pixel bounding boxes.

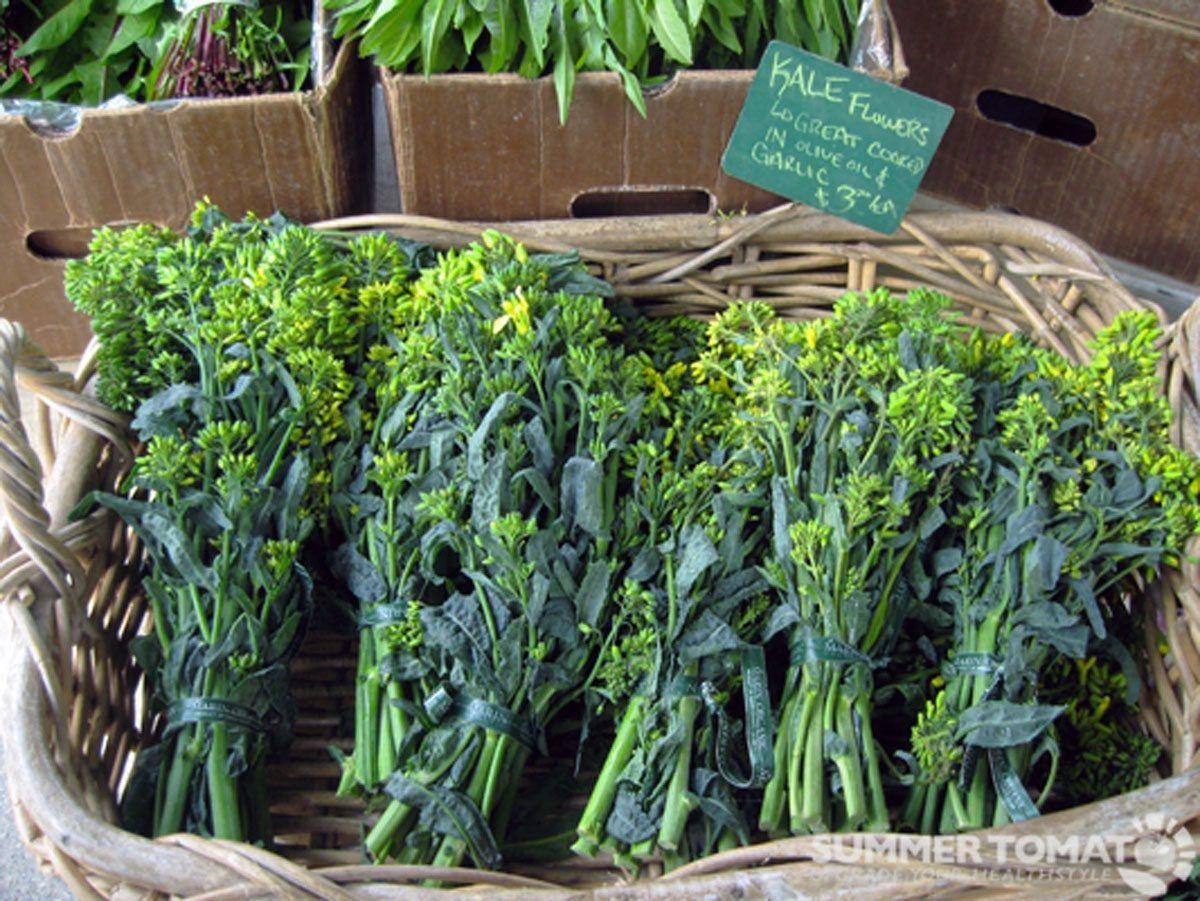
[3,205,1199,899]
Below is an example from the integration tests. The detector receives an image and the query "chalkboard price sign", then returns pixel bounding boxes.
[722,42,954,233]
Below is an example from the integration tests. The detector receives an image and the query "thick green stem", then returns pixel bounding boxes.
[760,690,798,834]
[207,723,241,840]
[993,800,1010,828]
[377,703,396,783]
[365,800,415,862]
[428,730,503,872]
[900,782,926,832]
[574,696,647,852]
[156,729,200,836]
[631,837,655,863]
[796,685,828,833]
[245,752,270,847]
[921,783,941,835]
[946,781,969,831]
[831,691,865,832]
[491,744,531,843]
[360,638,381,790]
[657,689,701,852]
[788,682,822,833]
[385,680,406,767]
[480,734,513,819]
[855,694,888,832]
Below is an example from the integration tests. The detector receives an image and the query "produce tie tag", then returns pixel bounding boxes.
[704,646,775,789]
[722,41,953,233]
[168,697,271,734]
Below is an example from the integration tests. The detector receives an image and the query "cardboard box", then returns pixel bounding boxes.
[890,0,1200,283]
[0,46,368,358]
[381,70,783,221]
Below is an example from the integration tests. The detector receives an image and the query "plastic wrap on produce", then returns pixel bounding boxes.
[850,0,909,84]
[0,94,138,135]
[311,2,334,89]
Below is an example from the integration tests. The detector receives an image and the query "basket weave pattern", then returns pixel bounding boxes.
[2,206,1199,898]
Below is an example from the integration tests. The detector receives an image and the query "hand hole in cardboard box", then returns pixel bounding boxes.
[1046,0,1094,16]
[976,90,1097,147]
[26,227,108,262]
[571,188,716,218]
[642,72,683,100]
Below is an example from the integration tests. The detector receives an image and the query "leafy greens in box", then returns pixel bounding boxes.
[0,0,311,105]
[325,0,864,120]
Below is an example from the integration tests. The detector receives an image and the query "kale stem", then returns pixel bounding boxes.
[790,671,827,833]
[964,604,1003,828]
[946,782,969,830]
[189,584,211,644]
[156,729,200,835]
[631,837,655,865]
[965,760,989,830]
[920,783,941,835]
[360,638,380,789]
[832,690,865,831]
[491,743,531,843]
[760,687,798,834]
[900,782,925,831]
[799,690,827,833]
[657,675,700,852]
[855,693,888,832]
[773,414,797,486]
[364,800,415,861]
[207,723,241,839]
[574,695,647,852]
[385,498,398,585]
[665,554,677,640]
[481,733,512,819]
[261,419,297,486]
[149,588,171,656]
[385,679,406,768]
[377,696,396,783]
[993,797,1010,828]
[373,626,400,780]
[787,679,819,833]
[427,730,502,873]
[473,585,501,661]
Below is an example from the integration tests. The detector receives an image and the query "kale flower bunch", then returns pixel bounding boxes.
[690,290,973,838]
[904,311,1200,834]
[331,234,663,871]
[68,203,419,843]
[573,358,775,870]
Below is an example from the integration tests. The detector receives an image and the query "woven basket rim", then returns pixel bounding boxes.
[3,206,1197,899]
